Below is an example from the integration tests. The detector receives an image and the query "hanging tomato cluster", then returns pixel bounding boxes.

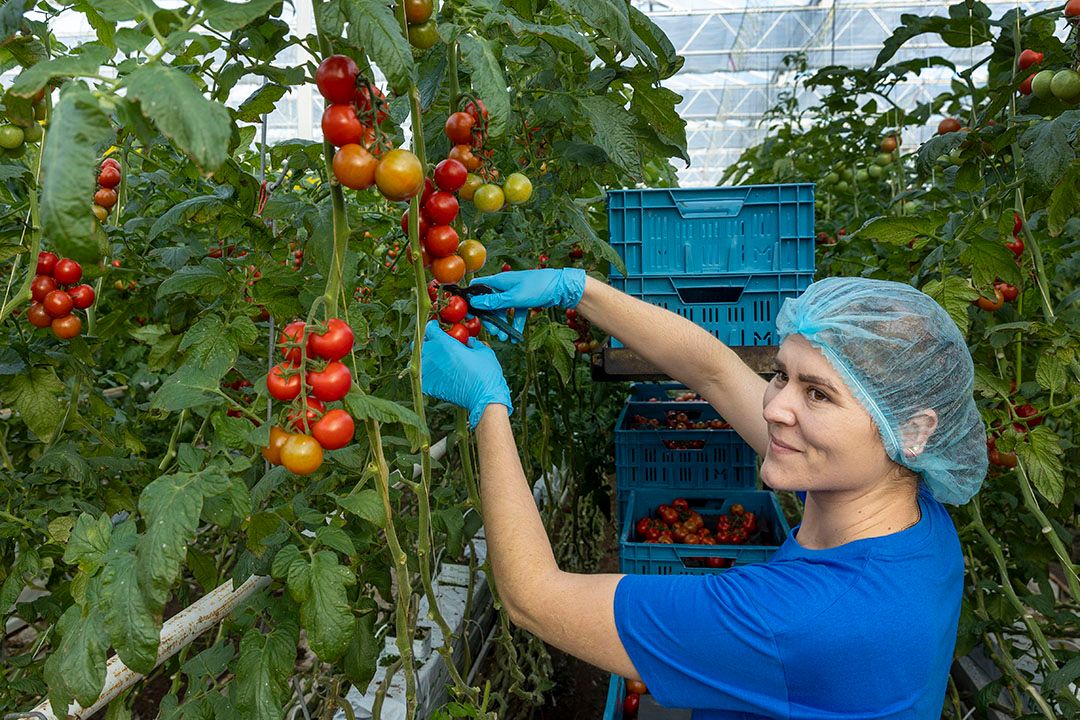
[444,100,533,213]
[26,252,93,339]
[399,0,438,50]
[263,318,357,475]
[427,280,481,345]
[92,157,120,222]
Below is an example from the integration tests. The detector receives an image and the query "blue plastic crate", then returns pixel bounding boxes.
[601,674,624,720]
[615,400,757,521]
[602,674,691,719]
[609,272,813,348]
[628,382,702,402]
[607,184,816,278]
[619,488,790,575]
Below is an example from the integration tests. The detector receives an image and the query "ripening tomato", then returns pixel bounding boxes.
[267,362,302,401]
[446,323,470,344]
[36,251,58,276]
[308,318,354,361]
[322,104,363,147]
[101,157,121,172]
[626,680,648,696]
[68,284,95,309]
[408,20,439,49]
[355,84,388,125]
[462,315,482,337]
[333,144,377,190]
[975,287,1005,312]
[92,204,109,222]
[459,173,483,200]
[53,258,82,285]
[94,188,117,210]
[375,149,424,201]
[433,158,467,192]
[937,117,962,135]
[444,112,475,145]
[423,192,459,225]
[424,225,459,258]
[26,302,51,328]
[440,295,468,323]
[316,55,359,103]
[312,408,355,450]
[1005,235,1024,257]
[994,281,1019,303]
[278,321,307,364]
[431,254,466,284]
[473,184,505,213]
[280,434,324,475]
[448,144,481,171]
[403,0,433,24]
[43,289,73,318]
[503,173,532,204]
[288,396,326,432]
[51,313,81,339]
[31,274,57,302]
[307,361,352,402]
[98,165,121,189]
[1017,49,1043,71]
[458,239,486,272]
[261,426,292,465]
[624,692,640,716]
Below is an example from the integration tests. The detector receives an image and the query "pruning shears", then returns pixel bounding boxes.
[442,283,525,343]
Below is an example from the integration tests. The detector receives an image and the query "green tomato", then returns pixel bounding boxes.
[841,168,853,181]
[824,172,839,184]
[1031,69,1056,99]
[867,164,884,179]
[1050,70,1080,102]
[0,124,24,149]
[854,169,869,183]
[503,173,532,205]
[22,123,42,142]
[874,152,894,167]
[408,20,439,49]
[473,184,505,213]
[835,180,849,192]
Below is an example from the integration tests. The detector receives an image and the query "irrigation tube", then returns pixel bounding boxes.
[21,435,451,719]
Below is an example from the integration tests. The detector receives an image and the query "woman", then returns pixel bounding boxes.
[421,269,988,719]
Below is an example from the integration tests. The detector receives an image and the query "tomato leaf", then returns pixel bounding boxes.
[181,642,235,682]
[628,6,682,79]
[39,84,112,263]
[231,622,297,719]
[0,547,40,621]
[1043,654,1080,695]
[0,0,30,43]
[921,276,979,336]
[150,185,235,239]
[559,196,626,275]
[873,5,991,70]
[271,544,311,602]
[10,44,112,97]
[489,12,595,61]
[315,524,357,557]
[235,82,288,122]
[1018,426,1064,505]
[458,34,511,139]
[157,261,231,299]
[433,507,465,557]
[342,389,423,432]
[342,0,416,95]
[578,95,641,177]
[201,0,279,32]
[63,512,113,573]
[629,78,689,164]
[136,472,212,611]
[0,366,65,441]
[124,64,232,173]
[342,611,379,692]
[1035,353,1067,394]
[1047,160,1080,238]
[959,236,1021,290]
[101,550,160,673]
[556,0,632,53]
[336,489,386,528]
[151,366,224,412]
[300,551,355,662]
[44,604,109,711]
[91,0,161,23]
[1019,110,1078,193]
[849,215,941,244]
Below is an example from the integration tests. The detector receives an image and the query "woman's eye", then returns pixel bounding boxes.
[772,370,787,383]
[808,388,829,402]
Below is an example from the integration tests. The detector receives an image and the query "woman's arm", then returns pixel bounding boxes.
[475,404,641,681]
[575,276,770,455]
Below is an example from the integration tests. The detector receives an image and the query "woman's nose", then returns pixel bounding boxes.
[763,384,797,426]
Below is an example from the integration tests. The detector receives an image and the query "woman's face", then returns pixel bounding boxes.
[759,334,898,495]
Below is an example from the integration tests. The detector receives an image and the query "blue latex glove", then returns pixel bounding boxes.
[421,320,513,429]
[466,269,587,342]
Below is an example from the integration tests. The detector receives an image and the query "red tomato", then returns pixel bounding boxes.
[440,296,468,323]
[94,188,117,210]
[278,321,307,364]
[1015,404,1042,429]
[307,361,352,402]
[671,498,689,511]
[26,302,51,328]
[43,289,73,318]
[423,191,459,225]
[446,323,470,345]
[463,316,482,337]
[36,251,57,276]
[333,144,377,190]
[464,98,488,128]
[1018,49,1043,71]
[623,692,640,716]
[321,104,363,147]
[267,362,301,402]
[51,314,81,339]
[316,55,359,103]
[1005,235,1024,258]
[98,165,121,189]
[101,157,121,171]
[433,158,467,192]
[68,284,95,309]
[431,254,466,284]
[401,209,430,241]
[424,225,459,258]
[31,275,57,302]
[312,408,355,450]
[288,396,326,432]
[355,84,388,125]
[657,504,678,525]
[444,112,475,145]
[280,434,324,475]
[994,281,1019,303]
[308,318,354,362]
[53,258,82,285]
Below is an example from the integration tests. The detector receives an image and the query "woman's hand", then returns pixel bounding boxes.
[467,268,586,341]
[420,320,513,428]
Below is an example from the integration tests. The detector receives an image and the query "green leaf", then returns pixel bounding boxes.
[231,623,297,719]
[300,551,355,662]
[629,79,688,163]
[182,643,235,681]
[1019,110,1078,193]
[45,604,109,709]
[10,45,112,97]
[39,85,112,263]
[1047,160,1080,238]
[150,186,234,239]
[136,472,207,610]
[433,507,465,557]
[1018,426,1064,505]
[458,34,511,139]
[342,612,378,691]
[102,550,160,673]
[959,236,1021,290]
[270,545,310,602]
[488,12,594,60]
[180,314,242,378]
[342,390,423,431]
[560,197,625,275]
[628,6,681,79]
[1043,654,1080,695]
[0,0,30,43]
[92,0,160,23]
[157,261,231,299]
[557,0,632,51]
[921,276,978,336]
[1035,354,1067,393]
[336,489,385,528]
[316,524,357,557]
[235,82,288,122]
[125,64,232,172]
[873,5,991,70]
[151,366,224,411]
[850,215,941,244]
[342,0,415,95]
[578,96,640,176]
[202,0,279,31]
[63,513,113,573]
[0,366,65,440]
[527,322,577,384]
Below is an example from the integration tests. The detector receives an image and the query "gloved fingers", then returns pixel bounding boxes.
[511,308,528,340]
[423,319,444,341]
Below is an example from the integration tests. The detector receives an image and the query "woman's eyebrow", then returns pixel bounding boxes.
[774,359,842,395]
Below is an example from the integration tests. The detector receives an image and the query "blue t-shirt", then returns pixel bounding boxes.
[613,486,963,719]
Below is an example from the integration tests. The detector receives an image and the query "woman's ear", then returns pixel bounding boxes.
[901,409,938,459]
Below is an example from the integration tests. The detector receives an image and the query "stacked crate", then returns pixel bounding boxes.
[602,185,814,719]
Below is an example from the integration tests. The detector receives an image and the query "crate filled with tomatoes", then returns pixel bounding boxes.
[614,400,756,521]
[627,382,703,403]
[619,490,790,575]
[601,674,689,720]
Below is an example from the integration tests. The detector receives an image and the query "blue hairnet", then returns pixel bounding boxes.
[775,277,987,505]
